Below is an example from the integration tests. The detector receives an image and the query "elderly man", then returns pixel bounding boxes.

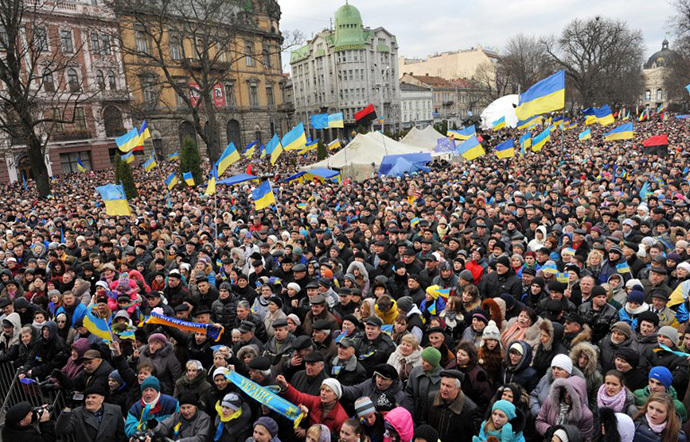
[330,337,367,386]
[425,370,480,442]
[53,349,113,397]
[291,351,329,396]
[56,384,126,442]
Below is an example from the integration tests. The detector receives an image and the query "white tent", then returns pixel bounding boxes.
[302,132,437,181]
[400,125,446,150]
[480,94,519,129]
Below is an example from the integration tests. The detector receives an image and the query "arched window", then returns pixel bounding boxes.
[656,88,663,101]
[103,106,124,137]
[42,68,54,92]
[179,121,196,146]
[107,70,117,90]
[226,119,241,148]
[262,48,271,68]
[96,70,105,90]
[67,68,80,92]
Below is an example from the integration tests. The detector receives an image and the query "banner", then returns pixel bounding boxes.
[145,311,224,341]
[213,83,226,108]
[435,137,455,153]
[189,82,201,107]
[225,370,305,428]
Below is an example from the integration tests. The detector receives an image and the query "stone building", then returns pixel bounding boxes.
[290,2,401,134]
[400,74,480,127]
[400,83,433,128]
[398,46,499,84]
[641,39,677,109]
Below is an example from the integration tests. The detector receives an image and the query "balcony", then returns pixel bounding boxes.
[53,131,91,142]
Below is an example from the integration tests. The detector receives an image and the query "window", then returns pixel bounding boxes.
[73,107,87,132]
[60,151,91,174]
[35,27,48,52]
[249,82,259,107]
[101,34,111,55]
[266,84,274,106]
[91,33,100,55]
[135,30,149,53]
[657,88,663,101]
[42,68,54,92]
[645,90,651,101]
[96,70,105,90]
[60,30,74,53]
[225,82,236,107]
[48,108,63,133]
[174,79,188,109]
[262,48,271,69]
[245,42,254,67]
[169,36,181,60]
[67,68,79,92]
[141,74,158,108]
[107,71,117,90]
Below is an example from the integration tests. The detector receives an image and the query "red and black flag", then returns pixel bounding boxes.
[355,104,377,125]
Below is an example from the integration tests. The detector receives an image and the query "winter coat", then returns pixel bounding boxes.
[282,384,348,435]
[1,419,56,442]
[500,316,542,349]
[355,332,396,376]
[531,320,568,379]
[173,372,212,403]
[154,408,212,442]
[341,377,405,411]
[529,367,585,418]
[384,407,415,442]
[23,321,69,379]
[125,393,180,437]
[401,364,442,425]
[535,377,594,441]
[647,343,690,398]
[501,340,539,393]
[0,312,21,355]
[137,342,183,395]
[634,385,687,422]
[212,402,252,442]
[329,355,368,386]
[425,389,480,442]
[55,403,126,442]
[569,342,603,410]
[448,361,492,413]
[597,332,640,373]
[637,331,659,362]
[577,301,618,343]
[387,347,422,384]
[291,368,329,396]
[634,415,687,442]
[480,268,522,300]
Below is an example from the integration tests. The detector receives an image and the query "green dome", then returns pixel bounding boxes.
[333,2,365,50]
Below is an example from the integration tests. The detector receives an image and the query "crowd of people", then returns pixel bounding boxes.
[0,113,689,442]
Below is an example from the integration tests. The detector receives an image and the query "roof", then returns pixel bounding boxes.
[450,78,477,89]
[333,3,365,50]
[644,39,677,69]
[400,83,431,92]
[408,75,456,89]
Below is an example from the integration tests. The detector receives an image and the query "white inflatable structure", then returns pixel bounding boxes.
[480,94,519,129]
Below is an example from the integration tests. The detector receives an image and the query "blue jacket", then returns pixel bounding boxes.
[125,393,179,437]
[56,303,87,327]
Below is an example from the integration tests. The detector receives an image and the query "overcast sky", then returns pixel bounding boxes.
[279,0,677,72]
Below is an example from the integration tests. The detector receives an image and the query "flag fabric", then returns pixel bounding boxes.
[643,134,669,147]
[22,174,27,190]
[640,181,650,200]
[492,116,506,131]
[299,139,319,154]
[578,129,592,141]
[603,123,634,141]
[686,84,690,95]
[447,126,475,140]
[96,183,131,216]
[121,152,134,164]
[515,70,565,120]
[457,135,485,160]
[84,308,112,341]
[243,140,258,159]
[495,139,515,159]
[136,120,151,147]
[532,127,552,151]
[310,114,329,130]
[205,167,218,196]
[168,151,179,161]
[328,139,341,150]
[282,123,308,152]
[355,104,377,125]
[593,105,615,126]
[76,158,87,172]
[115,128,141,152]
[164,173,178,190]
[519,133,532,149]
[143,153,157,171]
[146,311,224,341]
[216,142,241,176]
[328,113,344,128]
[516,115,542,130]
[259,144,266,159]
[616,262,632,274]
[266,134,284,165]
[252,180,275,210]
[183,172,195,186]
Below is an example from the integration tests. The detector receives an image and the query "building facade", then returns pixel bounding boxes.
[118,0,288,159]
[400,74,480,126]
[0,0,131,183]
[400,83,433,128]
[290,2,401,135]
[641,39,676,109]
[398,46,499,83]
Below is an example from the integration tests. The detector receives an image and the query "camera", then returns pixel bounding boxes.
[31,404,54,422]
[131,429,155,441]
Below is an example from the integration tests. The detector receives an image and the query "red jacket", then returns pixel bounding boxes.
[282,384,348,435]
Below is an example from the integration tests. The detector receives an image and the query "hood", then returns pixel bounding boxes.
[569,342,598,376]
[14,297,30,310]
[346,261,369,280]
[539,319,555,351]
[4,312,21,333]
[42,320,58,341]
[505,339,533,371]
[406,304,422,318]
[536,226,548,241]
[384,407,414,442]
[549,377,586,421]
[71,337,91,357]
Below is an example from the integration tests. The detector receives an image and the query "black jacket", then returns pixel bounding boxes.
[55,403,126,442]
[1,420,56,442]
[425,390,480,442]
[480,268,521,299]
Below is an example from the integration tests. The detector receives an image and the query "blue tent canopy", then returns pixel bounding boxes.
[379,153,431,176]
[305,167,340,179]
[218,174,257,186]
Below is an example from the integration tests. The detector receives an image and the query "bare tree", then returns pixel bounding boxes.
[0,0,100,197]
[665,1,690,104]
[501,34,553,93]
[542,16,644,107]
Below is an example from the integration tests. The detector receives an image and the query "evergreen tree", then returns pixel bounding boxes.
[114,154,138,199]
[317,140,328,161]
[180,136,203,186]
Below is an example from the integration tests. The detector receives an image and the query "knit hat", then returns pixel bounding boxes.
[421,347,442,368]
[321,378,342,399]
[551,354,573,375]
[492,400,517,420]
[355,396,376,418]
[658,326,679,344]
[614,347,639,367]
[213,367,228,379]
[615,413,635,442]
[5,401,32,427]
[553,429,569,442]
[109,370,125,386]
[610,321,632,339]
[221,393,242,411]
[254,416,279,438]
[396,296,414,313]
[140,376,160,392]
[287,313,301,326]
[627,289,644,305]
[148,333,168,346]
[496,255,510,268]
[413,425,439,442]
[649,366,673,389]
[459,269,474,282]
[482,320,501,341]
[178,392,199,407]
[287,282,301,293]
[509,342,524,355]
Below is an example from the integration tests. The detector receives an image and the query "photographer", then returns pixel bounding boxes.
[56,384,126,442]
[1,401,56,441]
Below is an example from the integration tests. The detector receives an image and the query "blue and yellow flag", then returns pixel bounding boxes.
[616,262,631,274]
[532,127,551,151]
[216,142,241,176]
[143,152,157,171]
[328,139,341,150]
[578,129,592,141]
[115,128,140,152]
[310,114,329,130]
[259,144,266,159]
[495,139,515,159]
[252,180,275,210]
[593,105,615,126]
[183,171,195,186]
[76,158,87,172]
[282,122,307,152]
[457,135,485,160]
[604,123,634,141]
[96,183,131,216]
[121,152,135,164]
[519,133,531,156]
[328,113,344,128]
[168,151,179,161]
[146,311,224,341]
[136,120,151,147]
[204,167,218,196]
[516,70,565,120]
[165,172,178,190]
[492,116,506,131]
[516,115,542,130]
[447,126,475,140]
[243,140,258,159]
[266,134,283,165]
[84,308,112,341]
[556,272,570,284]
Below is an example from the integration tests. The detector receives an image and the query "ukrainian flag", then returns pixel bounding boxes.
[76,158,87,172]
[495,139,515,159]
[457,135,485,160]
[252,180,275,210]
[593,105,615,126]
[328,113,344,128]
[115,128,141,152]
[243,140,258,159]
[515,70,565,120]
[164,172,178,190]
[578,129,592,141]
[328,139,341,150]
[616,262,631,274]
[143,153,157,171]
[83,308,112,341]
[492,116,506,131]
[447,126,475,140]
[205,167,217,196]
[310,114,329,130]
[266,134,283,165]
[519,133,532,151]
[168,151,179,161]
[183,171,195,186]
[216,142,240,176]
[259,144,266,159]
[299,139,318,154]
[136,120,151,147]
[603,123,633,141]
[96,183,131,216]
[121,152,134,164]
[282,122,307,152]
[516,115,542,130]
[532,127,551,151]
[556,272,570,284]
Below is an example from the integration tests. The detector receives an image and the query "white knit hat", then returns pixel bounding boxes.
[551,354,573,375]
[481,320,501,342]
[321,378,342,399]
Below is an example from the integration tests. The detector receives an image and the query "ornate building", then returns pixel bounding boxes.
[290,2,401,134]
[641,39,677,109]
